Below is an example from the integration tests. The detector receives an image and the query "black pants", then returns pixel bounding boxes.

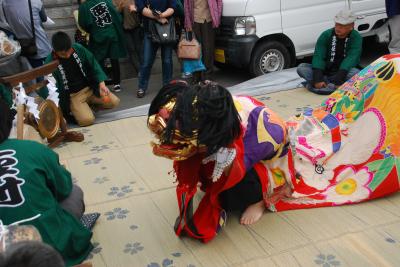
[101,58,121,85]
[124,27,144,74]
[219,168,263,212]
[192,21,215,81]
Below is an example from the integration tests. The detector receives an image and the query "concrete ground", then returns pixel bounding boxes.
[57,87,400,267]
[101,36,388,116]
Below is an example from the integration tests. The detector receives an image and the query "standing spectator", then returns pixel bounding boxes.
[78,0,127,92]
[73,0,90,48]
[114,0,143,75]
[135,0,176,98]
[184,0,222,82]
[297,10,362,95]
[386,0,400,54]
[2,0,52,70]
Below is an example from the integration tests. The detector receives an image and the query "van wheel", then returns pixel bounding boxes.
[249,41,291,77]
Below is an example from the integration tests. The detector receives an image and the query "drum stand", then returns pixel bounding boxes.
[0,61,84,147]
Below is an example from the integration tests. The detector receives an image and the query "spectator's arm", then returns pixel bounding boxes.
[39,6,47,22]
[312,30,330,71]
[339,31,362,71]
[142,7,159,19]
[161,0,176,18]
[161,8,174,18]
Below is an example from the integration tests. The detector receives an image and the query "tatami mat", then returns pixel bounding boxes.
[55,88,400,267]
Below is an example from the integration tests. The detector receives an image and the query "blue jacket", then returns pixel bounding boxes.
[386,0,400,17]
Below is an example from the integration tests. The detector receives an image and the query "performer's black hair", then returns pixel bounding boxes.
[148,81,241,155]
[51,31,72,52]
[0,241,64,267]
[0,98,13,144]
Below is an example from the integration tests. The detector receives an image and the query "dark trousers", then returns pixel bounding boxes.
[101,58,121,85]
[138,33,173,91]
[219,168,263,212]
[60,184,85,219]
[124,27,144,74]
[28,57,46,82]
[192,21,215,81]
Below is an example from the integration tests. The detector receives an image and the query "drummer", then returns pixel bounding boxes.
[0,97,93,265]
[39,31,120,127]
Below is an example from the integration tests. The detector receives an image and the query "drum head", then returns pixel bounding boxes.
[37,100,60,138]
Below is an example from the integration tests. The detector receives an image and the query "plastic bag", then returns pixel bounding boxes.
[182,54,206,74]
[0,31,20,57]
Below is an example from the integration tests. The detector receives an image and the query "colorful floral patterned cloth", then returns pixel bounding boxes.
[267,54,400,211]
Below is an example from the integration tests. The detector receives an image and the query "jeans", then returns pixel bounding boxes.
[138,33,173,91]
[297,63,360,95]
[28,57,46,82]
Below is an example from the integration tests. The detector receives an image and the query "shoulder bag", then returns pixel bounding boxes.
[146,0,177,44]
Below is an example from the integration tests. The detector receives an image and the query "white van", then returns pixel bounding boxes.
[215,0,387,76]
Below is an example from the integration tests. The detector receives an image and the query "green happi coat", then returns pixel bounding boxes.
[0,139,92,266]
[312,28,362,71]
[0,83,12,107]
[38,43,108,116]
[78,0,127,62]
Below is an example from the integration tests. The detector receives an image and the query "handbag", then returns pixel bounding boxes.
[178,31,201,60]
[146,0,177,44]
[2,0,37,57]
[148,17,177,44]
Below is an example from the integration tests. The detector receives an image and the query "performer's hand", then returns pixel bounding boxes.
[314,81,327,89]
[99,82,110,96]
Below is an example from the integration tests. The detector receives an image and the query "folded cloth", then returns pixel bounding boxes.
[80,213,100,230]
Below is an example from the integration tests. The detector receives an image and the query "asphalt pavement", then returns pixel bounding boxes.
[99,36,389,116]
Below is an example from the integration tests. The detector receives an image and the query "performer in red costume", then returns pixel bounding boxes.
[147,55,400,243]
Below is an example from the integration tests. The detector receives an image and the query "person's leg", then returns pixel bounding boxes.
[110,58,121,91]
[59,184,85,219]
[69,87,95,126]
[219,168,265,225]
[27,57,45,82]
[132,27,144,71]
[124,29,138,72]
[296,63,314,84]
[161,44,173,86]
[388,14,400,54]
[297,64,334,95]
[346,68,360,80]
[192,23,203,83]
[202,21,215,80]
[138,34,158,96]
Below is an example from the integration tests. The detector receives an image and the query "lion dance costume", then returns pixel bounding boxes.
[147,55,400,242]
